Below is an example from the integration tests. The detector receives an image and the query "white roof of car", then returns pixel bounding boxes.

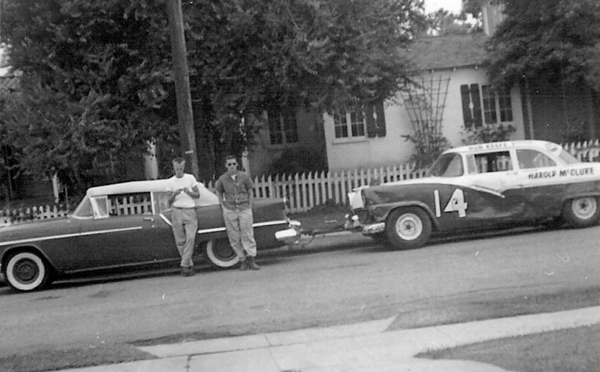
[86,179,219,206]
[444,140,562,155]
[87,180,172,196]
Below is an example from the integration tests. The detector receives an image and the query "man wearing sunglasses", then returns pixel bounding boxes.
[215,155,260,271]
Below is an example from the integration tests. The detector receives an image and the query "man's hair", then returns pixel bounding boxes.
[173,156,185,164]
[224,155,237,163]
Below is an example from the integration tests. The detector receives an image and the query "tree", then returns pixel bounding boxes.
[1,0,427,186]
[486,0,600,91]
[0,0,177,193]
[183,0,428,176]
[486,0,600,141]
[427,8,474,36]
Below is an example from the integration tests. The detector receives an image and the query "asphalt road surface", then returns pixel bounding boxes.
[2,226,600,357]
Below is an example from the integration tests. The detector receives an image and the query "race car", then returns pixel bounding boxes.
[347,140,600,250]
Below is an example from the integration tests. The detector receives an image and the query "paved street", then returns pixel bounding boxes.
[2,225,600,361]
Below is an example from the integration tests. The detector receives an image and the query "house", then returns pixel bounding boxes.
[321,32,527,171]
[248,32,528,176]
[246,107,327,177]
[278,0,599,174]
[248,2,530,175]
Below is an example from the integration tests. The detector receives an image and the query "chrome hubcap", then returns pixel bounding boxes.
[573,197,597,220]
[395,213,423,241]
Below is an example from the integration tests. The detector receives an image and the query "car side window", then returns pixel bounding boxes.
[517,149,556,169]
[90,196,109,219]
[153,192,172,214]
[108,192,153,216]
[472,151,513,173]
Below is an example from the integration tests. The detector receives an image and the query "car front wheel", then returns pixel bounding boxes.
[385,207,431,250]
[563,196,600,228]
[5,251,52,292]
[203,239,240,268]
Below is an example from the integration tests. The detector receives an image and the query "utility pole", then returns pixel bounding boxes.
[166,0,200,178]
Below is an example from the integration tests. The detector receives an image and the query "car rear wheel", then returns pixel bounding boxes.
[5,252,52,292]
[563,196,600,228]
[204,239,240,268]
[385,207,431,250]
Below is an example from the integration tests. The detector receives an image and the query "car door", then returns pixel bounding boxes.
[458,150,526,228]
[515,148,565,219]
[75,192,178,270]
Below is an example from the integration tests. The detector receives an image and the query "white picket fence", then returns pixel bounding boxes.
[207,163,427,213]
[3,140,600,224]
[0,205,69,226]
[563,140,600,162]
[109,195,153,216]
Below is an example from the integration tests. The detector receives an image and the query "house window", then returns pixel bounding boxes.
[334,109,365,138]
[461,84,513,128]
[268,109,298,145]
[333,102,386,139]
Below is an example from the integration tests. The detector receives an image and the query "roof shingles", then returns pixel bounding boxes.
[408,33,489,71]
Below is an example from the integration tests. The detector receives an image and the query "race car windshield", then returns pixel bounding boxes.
[427,153,464,177]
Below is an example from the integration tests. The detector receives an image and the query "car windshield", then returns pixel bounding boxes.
[428,153,464,177]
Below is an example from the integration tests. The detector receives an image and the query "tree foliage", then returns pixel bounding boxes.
[1,0,427,188]
[486,0,600,91]
[1,0,177,192]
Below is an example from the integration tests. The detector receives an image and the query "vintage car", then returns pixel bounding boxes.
[348,140,600,250]
[0,180,300,292]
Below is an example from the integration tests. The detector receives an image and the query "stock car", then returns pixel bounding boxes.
[347,140,600,250]
[0,180,300,292]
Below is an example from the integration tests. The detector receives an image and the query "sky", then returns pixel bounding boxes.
[424,0,463,14]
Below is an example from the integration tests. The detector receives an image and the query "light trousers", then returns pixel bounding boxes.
[222,207,257,259]
[171,207,198,267]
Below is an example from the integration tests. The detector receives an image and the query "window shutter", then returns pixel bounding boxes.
[375,101,386,137]
[470,84,483,128]
[365,105,377,138]
[460,85,473,128]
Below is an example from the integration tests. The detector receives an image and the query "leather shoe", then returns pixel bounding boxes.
[239,259,248,271]
[181,267,195,277]
[247,256,260,270]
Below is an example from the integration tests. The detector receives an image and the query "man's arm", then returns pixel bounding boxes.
[215,179,224,208]
[185,184,200,199]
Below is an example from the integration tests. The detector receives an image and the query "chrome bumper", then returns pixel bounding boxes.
[275,220,302,245]
[362,222,385,235]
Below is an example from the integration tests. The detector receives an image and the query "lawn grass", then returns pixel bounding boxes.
[0,343,154,372]
[420,324,600,372]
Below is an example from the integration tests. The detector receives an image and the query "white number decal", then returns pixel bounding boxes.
[434,189,468,218]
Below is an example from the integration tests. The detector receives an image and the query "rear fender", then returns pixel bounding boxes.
[1,245,55,275]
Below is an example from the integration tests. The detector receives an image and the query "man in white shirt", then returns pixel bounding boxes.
[167,157,200,276]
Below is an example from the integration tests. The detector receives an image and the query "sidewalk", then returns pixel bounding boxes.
[54,305,600,372]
